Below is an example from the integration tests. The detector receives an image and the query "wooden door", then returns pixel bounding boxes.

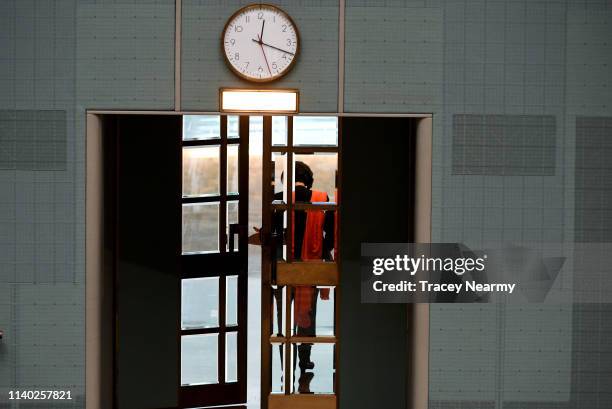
[180,115,250,408]
[260,116,340,409]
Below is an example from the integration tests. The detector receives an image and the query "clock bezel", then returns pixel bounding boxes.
[221,3,301,83]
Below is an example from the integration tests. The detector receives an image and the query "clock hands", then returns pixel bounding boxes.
[251,38,296,56]
[260,19,265,43]
[253,19,295,76]
[256,32,272,76]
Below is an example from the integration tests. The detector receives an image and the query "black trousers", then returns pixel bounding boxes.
[295,287,318,367]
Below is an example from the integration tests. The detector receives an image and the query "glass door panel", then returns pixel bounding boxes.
[272,116,288,146]
[227,145,240,194]
[181,334,219,386]
[271,342,286,394]
[291,343,335,394]
[228,115,240,139]
[180,115,249,408]
[182,145,220,197]
[181,277,219,330]
[293,116,338,146]
[227,200,239,252]
[288,286,335,337]
[182,202,220,254]
[293,153,338,203]
[226,332,238,382]
[183,115,221,141]
[226,275,238,327]
[261,116,340,409]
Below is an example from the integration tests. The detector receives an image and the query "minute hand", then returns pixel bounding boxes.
[251,38,295,56]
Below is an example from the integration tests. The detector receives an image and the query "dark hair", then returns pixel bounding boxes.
[295,161,314,189]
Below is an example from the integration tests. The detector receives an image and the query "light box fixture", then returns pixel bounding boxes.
[219,88,299,114]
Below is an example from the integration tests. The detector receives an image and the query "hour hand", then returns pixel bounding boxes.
[260,20,265,42]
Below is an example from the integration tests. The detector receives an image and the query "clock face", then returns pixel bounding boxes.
[222,4,299,82]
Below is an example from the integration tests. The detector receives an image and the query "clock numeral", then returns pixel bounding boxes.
[282,24,287,32]
[234,53,239,60]
[229,38,235,46]
[234,25,243,32]
[257,12,263,19]
[245,15,250,23]
[258,66,263,72]
[286,39,292,46]
[244,62,249,68]
[272,62,278,70]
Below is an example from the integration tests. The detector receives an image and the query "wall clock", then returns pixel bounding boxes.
[222,4,299,82]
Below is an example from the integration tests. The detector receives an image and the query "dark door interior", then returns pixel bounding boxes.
[107,115,182,409]
[339,117,416,409]
[105,114,249,409]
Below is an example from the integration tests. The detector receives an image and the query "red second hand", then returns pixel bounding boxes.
[257,34,272,75]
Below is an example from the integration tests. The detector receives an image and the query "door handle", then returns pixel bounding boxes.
[228,223,245,253]
[270,232,278,284]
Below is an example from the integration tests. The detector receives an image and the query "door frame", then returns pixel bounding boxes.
[86,111,433,409]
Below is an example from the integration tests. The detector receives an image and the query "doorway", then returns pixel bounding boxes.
[85,112,431,409]
[97,114,250,409]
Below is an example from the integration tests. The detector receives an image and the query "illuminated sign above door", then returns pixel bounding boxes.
[219,88,299,113]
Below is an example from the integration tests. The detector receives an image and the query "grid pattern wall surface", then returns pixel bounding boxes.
[575,117,612,243]
[0,1,83,404]
[75,0,175,110]
[571,117,612,408]
[0,0,175,406]
[0,110,67,171]
[181,0,339,112]
[344,3,443,112]
[565,5,612,405]
[452,114,556,176]
[343,1,610,409]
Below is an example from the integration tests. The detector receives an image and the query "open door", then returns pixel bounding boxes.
[108,114,249,409]
[179,115,249,408]
[260,116,340,409]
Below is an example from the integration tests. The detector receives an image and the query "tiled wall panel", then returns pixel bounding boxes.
[452,114,556,176]
[0,110,67,171]
[76,1,175,110]
[343,1,610,409]
[0,1,175,405]
[344,3,442,112]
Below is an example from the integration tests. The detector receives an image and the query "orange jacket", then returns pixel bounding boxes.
[293,190,331,328]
